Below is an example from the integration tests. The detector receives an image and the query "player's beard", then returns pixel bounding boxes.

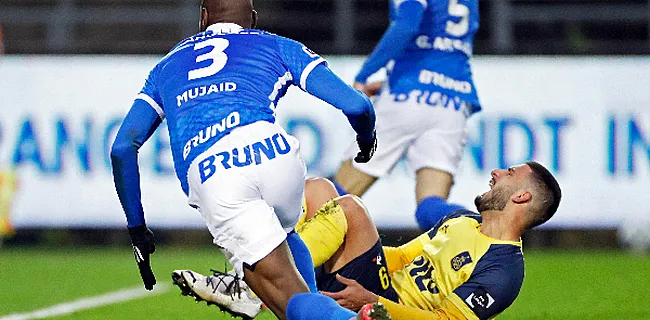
[474,186,510,212]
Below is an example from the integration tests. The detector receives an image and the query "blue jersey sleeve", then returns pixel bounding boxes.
[136,67,166,118]
[275,37,328,91]
[452,245,525,320]
[110,69,165,228]
[304,64,376,143]
[355,0,425,83]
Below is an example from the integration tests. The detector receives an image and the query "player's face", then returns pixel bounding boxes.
[475,164,531,212]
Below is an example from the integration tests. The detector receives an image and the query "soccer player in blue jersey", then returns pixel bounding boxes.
[110,0,378,319]
[333,0,481,231]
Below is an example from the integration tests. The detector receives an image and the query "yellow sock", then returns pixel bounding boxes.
[296,199,348,267]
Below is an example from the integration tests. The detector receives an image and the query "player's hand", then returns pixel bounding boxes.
[322,274,379,311]
[128,224,156,290]
[354,130,377,164]
[353,81,383,98]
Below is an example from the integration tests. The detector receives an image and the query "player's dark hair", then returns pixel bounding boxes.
[525,161,561,229]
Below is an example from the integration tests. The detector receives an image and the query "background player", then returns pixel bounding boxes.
[334,0,482,231]
[110,0,376,319]
[186,161,561,319]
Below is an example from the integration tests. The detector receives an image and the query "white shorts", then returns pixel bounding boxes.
[344,91,469,177]
[187,121,306,276]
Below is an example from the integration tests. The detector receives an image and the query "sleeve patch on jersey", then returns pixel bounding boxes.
[451,251,473,271]
[464,286,496,318]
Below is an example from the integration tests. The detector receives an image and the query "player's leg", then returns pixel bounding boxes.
[242,240,310,319]
[298,191,399,303]
[322,195,379,272]
[334,160,378,196]
[334,92,414,197]
[296,177,349,267]
[185,122,312,320]
[415,168,454,202]
[407,105,468,231]
[304,177,341,217]
[255,131,319,295]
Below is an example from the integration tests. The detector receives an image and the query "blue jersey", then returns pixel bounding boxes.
[138,23,327,194]
[112,23,374,228]
[357,0,481,113]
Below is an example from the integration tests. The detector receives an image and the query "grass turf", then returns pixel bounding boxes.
[1,247,648,319]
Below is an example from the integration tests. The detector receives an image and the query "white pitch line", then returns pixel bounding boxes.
[0,284,170,320]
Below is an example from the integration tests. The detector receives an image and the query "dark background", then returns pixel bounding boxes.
[2,0,649,55]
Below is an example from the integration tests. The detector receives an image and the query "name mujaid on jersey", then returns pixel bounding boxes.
[389,0,481,112]
[135,24,326,194]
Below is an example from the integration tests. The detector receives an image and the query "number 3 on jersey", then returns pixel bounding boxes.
[188,38,229,80]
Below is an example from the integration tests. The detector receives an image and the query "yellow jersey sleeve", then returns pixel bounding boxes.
[378,296,471,320]
[382,233,430,274]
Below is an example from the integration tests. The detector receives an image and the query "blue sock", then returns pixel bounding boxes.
[332,179,348,196]
[287,293,356,320]
[415,196,466,231]
[286,231,318,293]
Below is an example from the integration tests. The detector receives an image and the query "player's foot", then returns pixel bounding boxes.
[172,269,262,319]
[355,302,391,320]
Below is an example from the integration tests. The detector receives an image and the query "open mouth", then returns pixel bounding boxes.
[480,178,496,198]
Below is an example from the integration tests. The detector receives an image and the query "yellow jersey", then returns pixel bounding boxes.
[380,210,524,320]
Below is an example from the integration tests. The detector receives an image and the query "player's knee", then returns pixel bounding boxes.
[305,177,339,199]
[336,195,374,227]
[296,199,348,267]
[335,194,364,214]
[304,177,339,219]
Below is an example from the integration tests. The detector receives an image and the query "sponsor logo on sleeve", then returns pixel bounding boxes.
[465,286,496,317]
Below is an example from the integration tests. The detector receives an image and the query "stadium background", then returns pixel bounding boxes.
[0,1,649,319]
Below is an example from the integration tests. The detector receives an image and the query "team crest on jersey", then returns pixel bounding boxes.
[451,251,472,271]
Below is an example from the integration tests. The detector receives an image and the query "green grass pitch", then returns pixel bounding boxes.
[1,246,649,319]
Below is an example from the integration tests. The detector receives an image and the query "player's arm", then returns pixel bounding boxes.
[110,74,165,291]
[110,97,163,228]
[382,233,429,273]
[304,64,376,149]
[355,0,426,84]
[383,210,470,273]
[277,37,377,162]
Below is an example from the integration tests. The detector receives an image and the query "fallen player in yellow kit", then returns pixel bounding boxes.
[175,161,561,320]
